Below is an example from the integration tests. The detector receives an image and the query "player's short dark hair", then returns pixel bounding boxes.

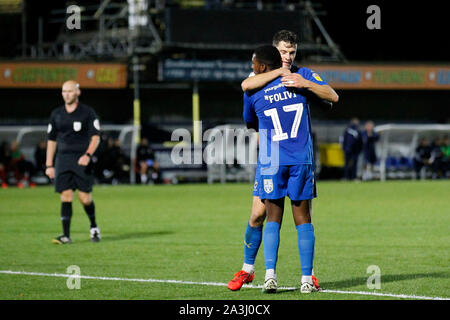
[272,30,299,46]
[253,45,282,70]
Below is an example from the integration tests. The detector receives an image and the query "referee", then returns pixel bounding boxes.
[45,80,101,244]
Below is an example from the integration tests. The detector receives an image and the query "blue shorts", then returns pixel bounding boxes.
[252,164,261,197]
[258,164,317,201]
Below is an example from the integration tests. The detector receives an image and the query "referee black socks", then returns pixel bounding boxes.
[61,202,72,237]
[83,201,97,228]
[60,201,97,238]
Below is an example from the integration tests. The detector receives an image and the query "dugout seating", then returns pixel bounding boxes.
[385,156,415,179]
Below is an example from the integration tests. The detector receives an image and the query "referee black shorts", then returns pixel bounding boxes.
[55,153,94,193]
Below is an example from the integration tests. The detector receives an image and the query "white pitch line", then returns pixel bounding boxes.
[0,270,448,300]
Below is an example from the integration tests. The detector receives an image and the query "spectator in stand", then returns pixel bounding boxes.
[34,141,47,174]
[361,120,380,181]
[110,138,130,183]
[429,137,445,179]
[136,137,160,184]
[97,136,116,182]
[441,136,450,178]
[92,133,110,181]
[9,141,35,188]
[413,137,432,179]
[0,141,10,188]
[33,140,50,184]
[96,137,130,184]
[342,118,363,181]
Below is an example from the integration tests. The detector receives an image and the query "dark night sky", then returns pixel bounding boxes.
[1,0,448,62]
[317,0,449,62]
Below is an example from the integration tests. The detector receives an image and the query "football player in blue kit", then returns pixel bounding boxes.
[245,45,336,294]
[228,30,338,292]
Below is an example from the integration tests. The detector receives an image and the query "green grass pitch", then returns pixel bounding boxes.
[0,180,449,300]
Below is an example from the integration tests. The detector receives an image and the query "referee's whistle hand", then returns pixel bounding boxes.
[78,155,90,166]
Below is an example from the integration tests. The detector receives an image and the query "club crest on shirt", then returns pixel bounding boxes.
[264,179,273,193]
[73,121,82,132]
[47,124,52,133]
[312,72,323,82]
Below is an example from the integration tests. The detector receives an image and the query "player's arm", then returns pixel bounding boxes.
[45,140,57,179]
[282,73,339,103]
[303,90,334,112]
[306,82,339,103]
[241,67,291,92]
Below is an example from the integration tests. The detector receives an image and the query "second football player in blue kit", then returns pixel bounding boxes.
[243,45,331,293]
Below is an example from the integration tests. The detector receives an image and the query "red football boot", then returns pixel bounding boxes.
[312,275,321,291]
[227,270,255,291]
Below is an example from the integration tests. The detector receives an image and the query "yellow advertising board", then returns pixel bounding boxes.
[0,62,127,88]
[319,143,345,168]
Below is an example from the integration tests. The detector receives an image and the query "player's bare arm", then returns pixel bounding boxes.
[45,140,57,179]
[241,67,291,92]
[282,73,339,103]
[78,135,100,166]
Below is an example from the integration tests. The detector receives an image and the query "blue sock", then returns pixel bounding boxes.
[264,221,281,270]
[296,223,315,276]
[243,223,263,265]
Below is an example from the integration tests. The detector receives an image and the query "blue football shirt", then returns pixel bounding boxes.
[243,67,328,167]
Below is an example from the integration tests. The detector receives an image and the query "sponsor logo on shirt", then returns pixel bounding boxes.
[263,82,285,93]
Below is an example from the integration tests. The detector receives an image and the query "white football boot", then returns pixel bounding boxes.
[300,281,318,293]
[262,278,277,294]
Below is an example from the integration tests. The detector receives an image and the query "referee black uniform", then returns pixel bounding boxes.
[47,101,101,244]
[48,103,100,192]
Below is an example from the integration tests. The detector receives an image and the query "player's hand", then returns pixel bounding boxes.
[45,167,55,179]
[281,73,310,89]
[278,67,291,77]
[78,154,90,166]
